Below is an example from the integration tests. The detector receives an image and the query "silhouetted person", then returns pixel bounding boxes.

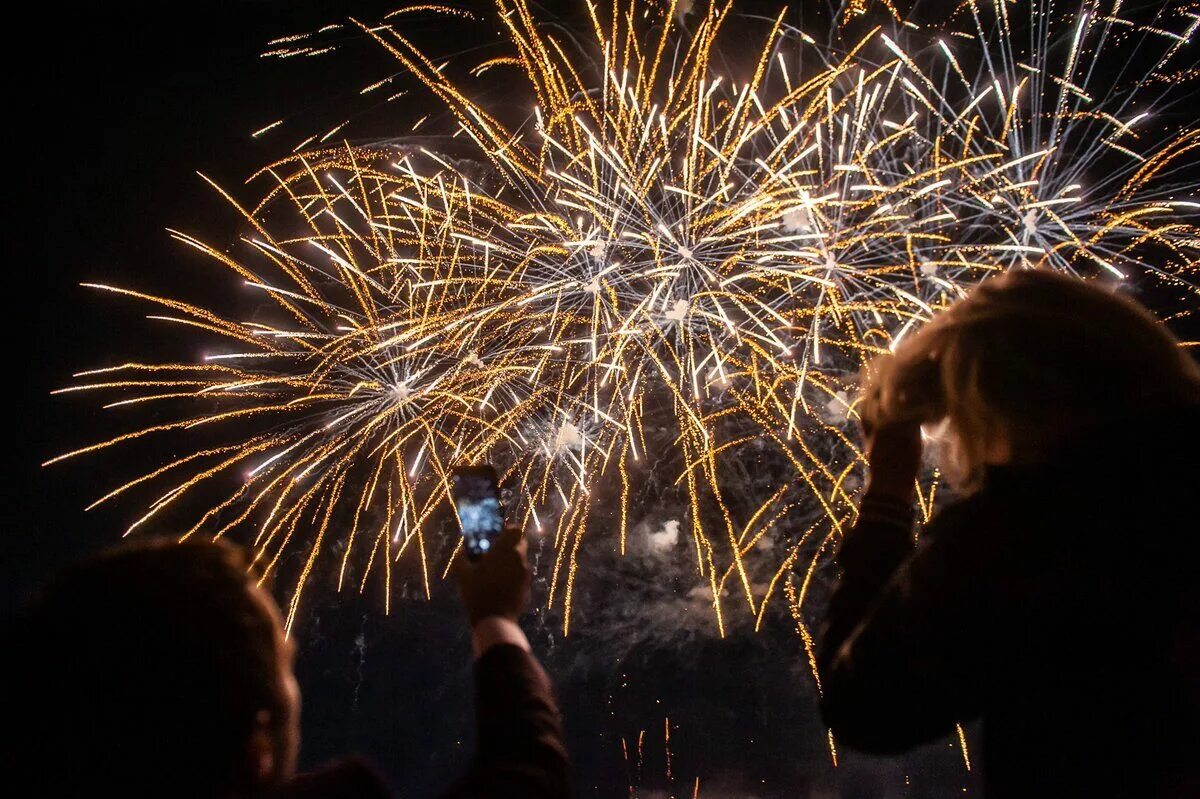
[819,269,1200,797]
[11,526,568,798]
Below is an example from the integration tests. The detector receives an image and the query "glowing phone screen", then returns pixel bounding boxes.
[452,469,502,558]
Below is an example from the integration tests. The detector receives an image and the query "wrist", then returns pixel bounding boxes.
[470,615,530,658]
[465,606,520,627]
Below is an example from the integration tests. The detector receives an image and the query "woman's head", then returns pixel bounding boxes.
[860,269,1200,489]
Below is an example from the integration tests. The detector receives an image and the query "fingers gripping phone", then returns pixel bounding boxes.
[451,465,503,560]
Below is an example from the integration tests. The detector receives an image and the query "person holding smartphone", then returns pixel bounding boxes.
[11,480,569,798]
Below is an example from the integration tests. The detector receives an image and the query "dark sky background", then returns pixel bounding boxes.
[7,2,1195,797]
[10,2,414,618]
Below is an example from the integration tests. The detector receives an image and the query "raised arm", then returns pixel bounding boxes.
[447,527,569,799]
[818,494,995,753]
[817,421,988,752]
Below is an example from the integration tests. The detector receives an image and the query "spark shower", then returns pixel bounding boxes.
[49,1,1199,650]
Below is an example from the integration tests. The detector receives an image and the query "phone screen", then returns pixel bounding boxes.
[451,466,502,559]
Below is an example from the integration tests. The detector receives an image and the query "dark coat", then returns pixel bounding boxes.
[819,405,1200,797]
[274,644,568,799]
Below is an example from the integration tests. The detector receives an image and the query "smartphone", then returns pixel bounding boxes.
[451,464,503,560]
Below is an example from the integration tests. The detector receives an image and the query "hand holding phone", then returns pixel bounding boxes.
[451,464,503,560]
[454,525,530,626]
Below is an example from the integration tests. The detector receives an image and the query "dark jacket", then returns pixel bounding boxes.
[275,643,568,799]
[819,405,1200,797]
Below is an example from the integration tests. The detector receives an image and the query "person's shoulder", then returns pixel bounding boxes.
[270,756,392,799]
[925,484,1006,536]
[917,483,1026,569]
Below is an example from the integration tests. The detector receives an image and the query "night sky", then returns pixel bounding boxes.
[9,2,1194,797]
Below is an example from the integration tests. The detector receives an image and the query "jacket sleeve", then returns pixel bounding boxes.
[444,643,570,799]
[817,492,989,753]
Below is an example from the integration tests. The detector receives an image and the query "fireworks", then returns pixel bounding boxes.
[49,0,1199,638]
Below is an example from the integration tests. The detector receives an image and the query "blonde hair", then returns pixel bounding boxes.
[860,269,1200,491]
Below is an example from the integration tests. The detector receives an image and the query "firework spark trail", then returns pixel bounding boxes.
[50,0,1199,638]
